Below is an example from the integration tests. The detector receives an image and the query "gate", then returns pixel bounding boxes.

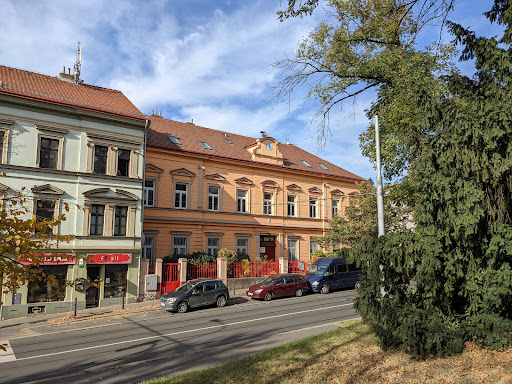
[161,263,181,295]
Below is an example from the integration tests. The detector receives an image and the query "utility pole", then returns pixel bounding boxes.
[375,115,385,237]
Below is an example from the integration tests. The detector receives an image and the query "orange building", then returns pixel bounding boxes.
[142,116,366,265]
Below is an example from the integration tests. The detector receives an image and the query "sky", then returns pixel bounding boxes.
[0,0,501,181]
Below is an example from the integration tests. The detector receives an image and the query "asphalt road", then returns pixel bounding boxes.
[1,290,359,384]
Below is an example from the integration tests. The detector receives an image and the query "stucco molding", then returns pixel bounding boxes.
[170,168,196,177]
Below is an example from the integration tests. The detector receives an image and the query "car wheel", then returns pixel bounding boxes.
[295,288,303,297]
[177,301,188,313]
[320,284,330,294]
[216,295,227,308]
[355,281,361,289]
[264,292,273,301]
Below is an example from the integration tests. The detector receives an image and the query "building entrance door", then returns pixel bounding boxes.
[260,235,276,261]
[86,266,100,307]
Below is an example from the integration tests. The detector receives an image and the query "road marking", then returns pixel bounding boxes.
[0,340,16,363]
[10,303,352,363]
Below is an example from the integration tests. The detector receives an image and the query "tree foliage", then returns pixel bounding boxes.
[0,189,72,302]
[314,182,412,250]
[352,1,512,356]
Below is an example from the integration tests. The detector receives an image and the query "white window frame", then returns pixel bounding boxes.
[236,238,249,255]
[174,181,188,209]
[144,179,156,207]
[263,191,274,216]
[173,237,188,255]
[265,142,272,151]
[332,198,340,217]
[0,122,12,165]
[287,194,297,217]
[310,239,319,254]
[237,189,249,214]
[208,185,220,212]
[207,238,220,256]
[287,239,298,261]
[142,234,155,264]
[36,133,64,170]
[309,197,318,218]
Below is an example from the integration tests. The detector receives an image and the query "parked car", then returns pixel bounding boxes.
[160,278,229,313]
[246,274,309,301]
[306,257,362,294]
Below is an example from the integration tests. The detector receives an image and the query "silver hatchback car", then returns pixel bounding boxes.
[160,279,230,313]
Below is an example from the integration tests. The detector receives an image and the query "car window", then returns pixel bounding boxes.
[347,263,359,272]
[295,275,304,282]
[284,277,294,284]
[205,282,217,291]
[277,278,286,285]
[337,264,347,273]
[328,265,335,274]
[192,283,204,294]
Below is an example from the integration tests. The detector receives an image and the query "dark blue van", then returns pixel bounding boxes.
[306,257,362,294]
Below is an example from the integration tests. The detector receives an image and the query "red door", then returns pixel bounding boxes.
[260,235,276,261]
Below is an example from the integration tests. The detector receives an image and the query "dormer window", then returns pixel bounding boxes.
[318,163,329,170]
[225,138,233,144]
[300,160,312,168]
[266,142,272,151]
[199,141,212,150]
[168,135,180,144]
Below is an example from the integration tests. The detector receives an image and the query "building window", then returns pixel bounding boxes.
[104,265,127,298]
[94,145,108,174]
[263,192,273,215]
[168,135,180,144]
[199,141,212,150]
[114,206,128,236]
[318,163,329,170]
[266,142,272,151]
[144,180,155,207]
[225,138,233,144]
[35,200,55,234]
[332,199,340,217]
[207,238,220,256]
[174,183,188,209]
[287,195,297,217]
[310,240,319,255]
[117,149,131,176]
[142,235,155,264]
[0,130,6,164]
[173,237,187,255]
[208,186,220,211]
[288,239,298,261]
[27,265,68,303]
[237,189,248,213]
[39,137,59,169]
[300,160,312,168]
[309,197,318,218]
[237,238,248,255]
[90,204,105,235]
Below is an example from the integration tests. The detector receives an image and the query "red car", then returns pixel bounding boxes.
[246,274,309,301]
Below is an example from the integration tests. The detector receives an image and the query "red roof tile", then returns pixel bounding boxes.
[0,65,143,119]
[147,117,366,181]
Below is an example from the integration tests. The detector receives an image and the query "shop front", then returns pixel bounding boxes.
[0,252,140,320]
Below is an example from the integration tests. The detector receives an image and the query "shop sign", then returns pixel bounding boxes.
[87,253,132,264]
[260,235,275,243]
[18,253,76,265]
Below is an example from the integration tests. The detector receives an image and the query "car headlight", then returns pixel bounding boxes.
[254,289,263,294]
[167,297,177,303]
[311,281,320,286]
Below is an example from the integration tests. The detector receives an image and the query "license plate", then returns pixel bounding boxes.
[247,292,253,296]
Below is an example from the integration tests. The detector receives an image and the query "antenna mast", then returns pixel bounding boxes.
[73,42,82,84]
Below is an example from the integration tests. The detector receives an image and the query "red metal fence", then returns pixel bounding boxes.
[228,261,279,278]
[161,263,181,294]
[288,261,308,275]
[187,263,218,280]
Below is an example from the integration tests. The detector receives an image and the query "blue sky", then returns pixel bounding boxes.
[0,0,500,180]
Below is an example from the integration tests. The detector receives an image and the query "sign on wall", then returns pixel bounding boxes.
[87,253,132,264]
[18,253,76,265]
[260,236,275,243]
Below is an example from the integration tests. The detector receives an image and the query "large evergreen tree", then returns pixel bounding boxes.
[353,0,512,356]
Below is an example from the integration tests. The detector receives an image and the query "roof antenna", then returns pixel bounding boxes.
[73,42,83,84]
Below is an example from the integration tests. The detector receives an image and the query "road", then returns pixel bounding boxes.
[1,290,359,384]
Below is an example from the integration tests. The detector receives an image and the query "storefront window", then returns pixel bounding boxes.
[27,265,67,303]
[104,265,128,298]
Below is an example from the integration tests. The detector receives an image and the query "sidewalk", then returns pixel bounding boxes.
[0,299,161,340]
